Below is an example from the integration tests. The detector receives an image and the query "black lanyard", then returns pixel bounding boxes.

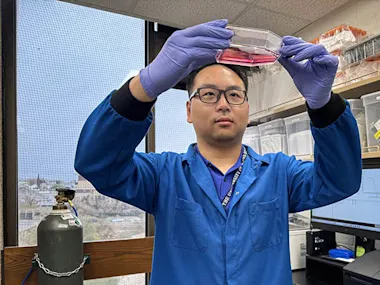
[221,146,248,208]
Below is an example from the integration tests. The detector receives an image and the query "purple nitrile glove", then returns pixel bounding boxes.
[278,36,339,109]
[139,19,233,99]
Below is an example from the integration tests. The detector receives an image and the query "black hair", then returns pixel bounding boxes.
[186,63,250,95]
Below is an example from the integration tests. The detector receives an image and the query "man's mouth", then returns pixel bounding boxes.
[215,117,234,127]
[215,117,233,123]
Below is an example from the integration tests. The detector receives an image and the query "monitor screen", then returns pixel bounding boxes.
[311,168,380,240]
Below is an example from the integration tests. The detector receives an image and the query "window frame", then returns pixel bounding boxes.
[2,2,167,283]
[2,2,186,283]
[2,0,18,247]
[3,0,153,247]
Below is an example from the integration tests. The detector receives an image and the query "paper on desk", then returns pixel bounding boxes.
[335,257,355,263]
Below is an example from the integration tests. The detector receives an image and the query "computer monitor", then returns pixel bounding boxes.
[311,161,380,240]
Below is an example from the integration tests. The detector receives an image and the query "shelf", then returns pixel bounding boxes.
[297,155,313,161]
[249,73,380,123]
[296,151,380,161]
[362,151,380,159]
[249,97,306,123]
[333,74,380,100]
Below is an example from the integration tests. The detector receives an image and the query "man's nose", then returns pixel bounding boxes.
[216,93,231,112]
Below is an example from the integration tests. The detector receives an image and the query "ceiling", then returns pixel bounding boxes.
[60,0,351,35]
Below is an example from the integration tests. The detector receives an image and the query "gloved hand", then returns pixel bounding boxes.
[278,36,339,109]
[140,19,233,99]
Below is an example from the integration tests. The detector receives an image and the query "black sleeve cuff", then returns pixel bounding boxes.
[110,77,156,121]
[307,93,346,128]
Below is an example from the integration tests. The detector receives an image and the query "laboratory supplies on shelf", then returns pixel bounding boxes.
[289,211,311,270]
[246,70,265,114]
[243,126,261,155]
[344,33,380,65]
[361,91,380,152]
[319,24,367,53]
[284,112,314,158]
[216,26,282,67]
[289,211,311,231]
[261,65,301,111]
[331,50,346,73]
[289,229,308,270]
[373,120,380,145]
[258,119,287,155]
[311,24,369,88]
[347,99,367,152]
[333,60,380,88]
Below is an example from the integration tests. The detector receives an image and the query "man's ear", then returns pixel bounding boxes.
[186,101,193,123]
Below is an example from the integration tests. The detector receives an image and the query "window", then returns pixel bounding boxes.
[17,0,146,254]
[155,89,197,153]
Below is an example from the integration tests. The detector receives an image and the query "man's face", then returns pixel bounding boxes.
[187,65,249,145]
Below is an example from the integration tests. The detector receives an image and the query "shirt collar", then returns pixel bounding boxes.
[195,145,244,170]
[182,143,270,165]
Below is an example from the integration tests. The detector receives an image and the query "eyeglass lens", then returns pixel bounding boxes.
[198,88,246,104]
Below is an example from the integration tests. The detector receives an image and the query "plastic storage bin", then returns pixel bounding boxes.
[347,99,367,151]
[216,26,282,67]
[362,91,380,152]
[284,112,313,157]
[258,119,287,155]
[243,126,261,154]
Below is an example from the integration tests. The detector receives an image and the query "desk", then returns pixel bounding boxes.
[292,270,330,285]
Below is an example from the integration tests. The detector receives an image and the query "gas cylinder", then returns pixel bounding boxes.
[37,187,84,285]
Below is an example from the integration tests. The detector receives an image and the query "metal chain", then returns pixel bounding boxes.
[34,253,88,278]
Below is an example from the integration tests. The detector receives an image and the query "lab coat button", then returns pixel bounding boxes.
[235,191,240,195]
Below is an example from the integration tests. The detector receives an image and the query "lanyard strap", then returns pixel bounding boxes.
[221,147,248,208]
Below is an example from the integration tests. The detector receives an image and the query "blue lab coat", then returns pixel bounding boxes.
[75,93,362,285]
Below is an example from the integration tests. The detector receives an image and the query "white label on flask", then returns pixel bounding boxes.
[58,224,68,228]
[61,213,74,220]
[69,218,81,227]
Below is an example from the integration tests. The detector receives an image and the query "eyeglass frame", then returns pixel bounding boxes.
[189,87,248,105]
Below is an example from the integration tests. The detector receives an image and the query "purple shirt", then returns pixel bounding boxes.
[196,146,244,211]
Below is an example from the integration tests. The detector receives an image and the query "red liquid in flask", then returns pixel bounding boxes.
[216,48,278,67]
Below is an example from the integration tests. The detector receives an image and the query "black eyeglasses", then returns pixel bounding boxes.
[189,87,248,105]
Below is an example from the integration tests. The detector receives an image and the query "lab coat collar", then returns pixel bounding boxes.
[245,145,270,165]
[229,145,270,212]
[183,144,227,218]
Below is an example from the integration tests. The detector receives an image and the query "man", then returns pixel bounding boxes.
[75,19,362,285]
